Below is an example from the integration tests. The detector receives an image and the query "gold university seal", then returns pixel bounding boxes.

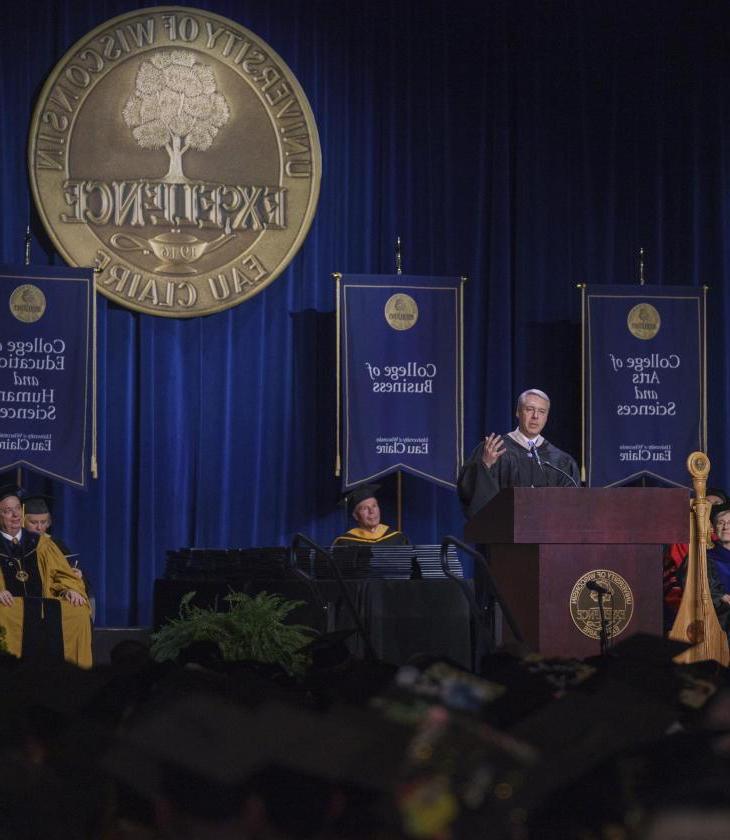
[627,303,661,340]
[28,7,321,318]
[9,286,47,324]
[569,569,634,640]
[384,294,419,331]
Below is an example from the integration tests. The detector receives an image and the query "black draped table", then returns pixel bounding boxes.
[153,577,474,670]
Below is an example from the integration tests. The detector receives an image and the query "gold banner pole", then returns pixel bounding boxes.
[703,286,708,452]
[578,283,587,484]
[91,263,99,478]
[459,276,467,467]
[333,272,342,477]
[16,229,30,490]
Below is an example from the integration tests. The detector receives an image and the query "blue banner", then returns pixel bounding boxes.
[339,274,463,489]
[0,265,92,488]
[583,285,706,487]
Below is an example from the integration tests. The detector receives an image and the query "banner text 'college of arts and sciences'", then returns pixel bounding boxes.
[583,285,706,488]
[0,265,93,488]
[338,274,464,490]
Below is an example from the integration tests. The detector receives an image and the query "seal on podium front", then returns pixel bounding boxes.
[569,569,634,640]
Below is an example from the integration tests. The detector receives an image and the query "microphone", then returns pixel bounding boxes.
[528,441,545,474]
[586,580,610,595]
[526,441,579,487]
[541,459,580,487]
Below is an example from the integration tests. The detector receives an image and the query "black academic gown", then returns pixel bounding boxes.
[0,531,92,666]
[458,435,580,519]
[0,530,63,660]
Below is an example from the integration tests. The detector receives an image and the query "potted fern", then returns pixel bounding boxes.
[150,591,316,677]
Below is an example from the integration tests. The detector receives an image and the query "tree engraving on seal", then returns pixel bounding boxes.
[123,50,230,184]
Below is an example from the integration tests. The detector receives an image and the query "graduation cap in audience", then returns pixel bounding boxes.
[302,628,357,670]
[710,501,730,522]
[507,633,698,813]
[0,484,22,504]
[608,632,691,663]
[343,483,381,513]
[104,693,410,821]
[11,659,115,719]
[22,494,54,515]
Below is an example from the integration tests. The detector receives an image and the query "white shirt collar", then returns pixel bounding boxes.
[1,530,21,542]
[508,427,544,450]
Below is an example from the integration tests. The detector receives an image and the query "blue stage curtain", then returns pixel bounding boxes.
[2,0,730,625]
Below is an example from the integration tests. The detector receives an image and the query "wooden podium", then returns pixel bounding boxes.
[465,487,688,658]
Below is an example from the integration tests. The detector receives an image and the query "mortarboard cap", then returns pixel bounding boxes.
[9,659,116,724]
[711,501,730,522]
[608,632,691,663]
[505,633,705,815]
[105,694,410,802]
[706,487,728,504]
[302,628,356,670]
[510,676,682,815]
[22,494,53,515]
[0,484,22,505]
[344,483,381,513]
[254,701,409,790]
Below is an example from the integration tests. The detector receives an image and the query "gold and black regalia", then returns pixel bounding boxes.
[458,435,580,519]
[332,524,410,547]
[0,530,92,668]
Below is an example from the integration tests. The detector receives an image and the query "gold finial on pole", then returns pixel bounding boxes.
[395,236,403,275]
[688,451,709,545]
[639,247,645,286]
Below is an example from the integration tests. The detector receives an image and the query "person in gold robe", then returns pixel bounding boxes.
[0,486,91,668]
[332,483,410,546]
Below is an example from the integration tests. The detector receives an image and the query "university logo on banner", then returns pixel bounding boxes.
[0,265,93,487]
[338,274,464,489]
[583,285,706,487]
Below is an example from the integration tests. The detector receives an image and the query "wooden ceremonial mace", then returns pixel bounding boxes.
[669,452,730,666]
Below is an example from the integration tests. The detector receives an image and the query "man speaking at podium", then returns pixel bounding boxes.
[458,389,580,519]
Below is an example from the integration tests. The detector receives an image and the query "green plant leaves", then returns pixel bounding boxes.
[150,590,315,676]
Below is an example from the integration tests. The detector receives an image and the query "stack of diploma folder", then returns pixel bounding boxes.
[164,545,464,581]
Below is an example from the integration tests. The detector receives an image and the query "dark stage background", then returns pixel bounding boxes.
[2,0,730,626]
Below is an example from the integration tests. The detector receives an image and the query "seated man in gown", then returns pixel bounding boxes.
[707,503,730,627]
[23,493,81,568]
[458,388,580,519]
[0,485,91,668]
[332,483,410,546]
